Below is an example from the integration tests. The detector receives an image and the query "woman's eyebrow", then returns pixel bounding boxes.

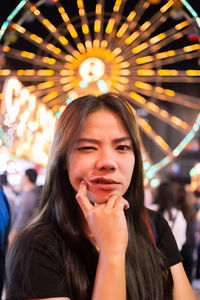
[76,137,131,144]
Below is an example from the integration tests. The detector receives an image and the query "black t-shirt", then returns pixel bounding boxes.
[7,209,182,299]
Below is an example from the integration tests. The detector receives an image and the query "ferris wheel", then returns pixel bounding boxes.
[0,0,200,187]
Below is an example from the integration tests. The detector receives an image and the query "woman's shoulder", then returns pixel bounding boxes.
[13,221,63,255]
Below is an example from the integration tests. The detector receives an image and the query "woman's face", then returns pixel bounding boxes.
[68,108,135,205]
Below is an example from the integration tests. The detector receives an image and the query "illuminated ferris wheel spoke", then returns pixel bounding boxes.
[10,23,67,61]
[131,44,200,70]
[25,1,76,54]
[93,0,104,47]
[132,82,200,110]
[0,46,63,71]
[137,116,173,156]
[114,0,149,49]
[114,0,173,51]
[124,91,192,134]
[76,0,93,50]
[103,0,127,45]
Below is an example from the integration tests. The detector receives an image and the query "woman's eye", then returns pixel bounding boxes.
[77,146,96,151]
[117,145,131,151]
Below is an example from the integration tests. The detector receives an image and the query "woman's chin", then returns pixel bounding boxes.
[87,190,109,205]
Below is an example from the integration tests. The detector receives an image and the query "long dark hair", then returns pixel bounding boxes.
[154,182,176,221]
[6,93,173,299]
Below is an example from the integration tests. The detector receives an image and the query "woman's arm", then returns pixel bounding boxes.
[76,181,128,300]
[171,262,197,300]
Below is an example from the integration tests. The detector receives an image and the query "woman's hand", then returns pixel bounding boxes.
[76,180,129,259]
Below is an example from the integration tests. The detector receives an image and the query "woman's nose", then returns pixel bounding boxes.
[95,150,118,170]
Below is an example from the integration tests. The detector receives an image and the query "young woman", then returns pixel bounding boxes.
[6,93,196,300]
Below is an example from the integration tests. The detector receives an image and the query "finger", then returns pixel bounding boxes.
[76,181,93,214]
[104,194,119,210]
[114,197,129,211]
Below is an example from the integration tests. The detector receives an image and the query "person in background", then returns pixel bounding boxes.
[6,93,196,300]
[0,186,10,299]
[8,168,41,248]
[174,184,196,282]
[0,172,16,224]
[150,181,187,251]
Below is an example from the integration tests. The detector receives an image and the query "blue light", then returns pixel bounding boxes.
[79,81,88,88]
[66,97,73,104]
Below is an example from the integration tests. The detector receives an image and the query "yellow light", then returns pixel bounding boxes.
[137,70,155,76]
[112,48,122,56]
[113,0,121,12]
[24,70,35,76]
[42,57,56,65]
[114,55,124,63]
[96,3,102,14]
[79,8,85,16]
[17,70,24,76]
[155,86,164,93]
[135,81,152,90]
[59,36,68,45]
[37,70,55,76]
[2,46,10,52]
[64,55,74,62]
[93,39,100,48]
[129,92,146,105]
[158,69,178,76]
[118,61,130,68]
[30,34,43,44]
[175,21,188,30]
[155,136,169,151]
[94,20,101,33]
[105,18,115,34]
[30,5,40,16]
[37,81,54,90]
[127,11,136,22]
[12,23,26,33]
[171,116,186,127]
[139,119,151,132]
[46,44,61,54]
[82,24,89,34]
[160,0,174,13]
[150,33,166,44]
[60,76,74,84]
[160,110,168,118]
[116,23,128,38]
[147,102,159,112]
[125,32,139,45]
[42,91,58,102]
[21,51,35,59]
[132,43,148,54]
[136,56,153,64]
[67,24,78,38]
[165,89,175,96]
[77,0,84,8]
[60,69,74,76]
[183,44,200,52]
[63,83,74,92]
[0,70,11,75]
[77,43,86,53]
[186,70,200,76]
[140,21,151,31]
[43,19,56,32]
[29,94,36,111]
[85,40,92,49]
[101,40,108,48]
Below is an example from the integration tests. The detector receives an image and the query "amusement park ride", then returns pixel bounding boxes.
[0,0,199,187]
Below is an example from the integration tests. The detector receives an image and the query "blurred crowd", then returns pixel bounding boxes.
[146,180,200,283]
[0,169,42,298]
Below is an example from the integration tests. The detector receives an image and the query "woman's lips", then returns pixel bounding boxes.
[88,178,120,191]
